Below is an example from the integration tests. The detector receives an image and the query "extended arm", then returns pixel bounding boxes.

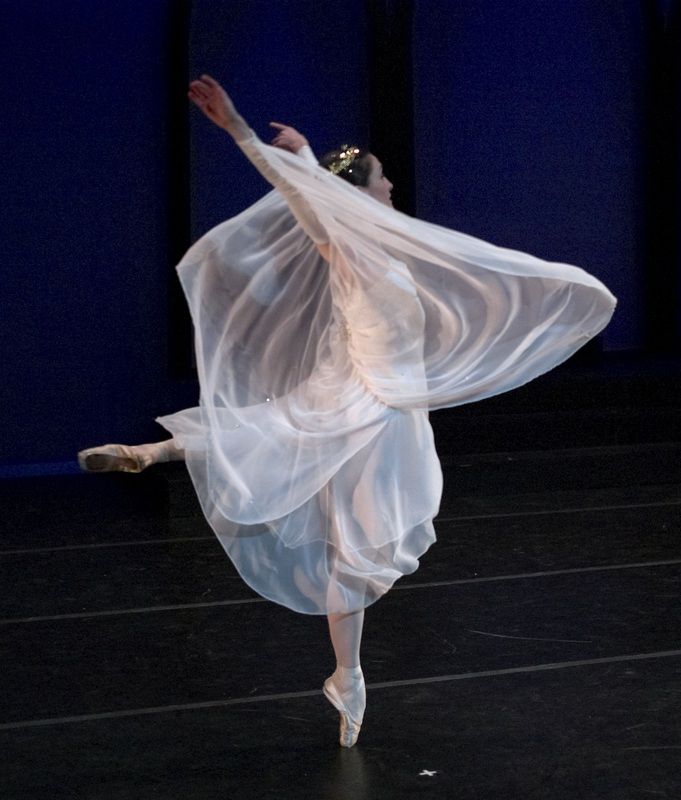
[188,74,250,141]
[188,75,327,247]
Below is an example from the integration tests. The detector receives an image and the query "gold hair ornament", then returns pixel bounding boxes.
[328,145,360,175]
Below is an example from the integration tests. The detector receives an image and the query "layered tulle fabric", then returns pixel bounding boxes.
[158,133,616,614]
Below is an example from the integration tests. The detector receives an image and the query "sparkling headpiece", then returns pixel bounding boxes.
[328,145,360,175]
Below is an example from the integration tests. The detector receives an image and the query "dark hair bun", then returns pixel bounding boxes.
[319,147,372,187]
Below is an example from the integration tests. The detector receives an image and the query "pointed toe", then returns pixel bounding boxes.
[77,444,144,473]
[323,670,365,748]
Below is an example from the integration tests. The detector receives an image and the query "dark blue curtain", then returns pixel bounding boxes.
[643,0,680,350]
[1,0,677,472]
[187,0,369,233]
[413,0,651,351]
[1,0,193,471]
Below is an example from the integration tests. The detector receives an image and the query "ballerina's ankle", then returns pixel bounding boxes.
[133,440,181,468]
[334,665,363,688]
[331,666,365,716]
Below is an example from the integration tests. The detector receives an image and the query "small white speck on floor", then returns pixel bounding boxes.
[419,769,438,777]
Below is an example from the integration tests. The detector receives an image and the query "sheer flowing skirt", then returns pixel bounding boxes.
[158,136,616,615]
[161,395,441,615]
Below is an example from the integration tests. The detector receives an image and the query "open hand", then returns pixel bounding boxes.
[269,122,308,153]
[188,74,241,132]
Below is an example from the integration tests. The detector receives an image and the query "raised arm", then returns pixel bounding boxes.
[188,75,327,247]
[269,122,319,167]
[188,74,250,141]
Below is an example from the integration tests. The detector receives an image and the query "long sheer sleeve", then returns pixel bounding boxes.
[235,130,328,245]
[158,119,616,616]
[298,144,319,167]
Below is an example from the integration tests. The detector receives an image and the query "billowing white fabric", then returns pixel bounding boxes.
[158,132,616,615]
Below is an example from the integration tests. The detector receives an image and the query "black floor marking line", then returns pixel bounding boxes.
[400,557,681,591]
[436,499,681,523]
[2,558,680,625]
[4,499,680,556]
[2,648,680,731]
[0,536,215,556]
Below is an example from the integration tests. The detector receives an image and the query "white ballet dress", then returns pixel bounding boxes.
[157,131,616,615]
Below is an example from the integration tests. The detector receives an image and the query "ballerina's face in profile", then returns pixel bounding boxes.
[360,155,393,208]
[321,146,393,207]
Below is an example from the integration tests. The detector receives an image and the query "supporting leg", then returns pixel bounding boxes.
[325,609,366,747]
[327,609,364,668]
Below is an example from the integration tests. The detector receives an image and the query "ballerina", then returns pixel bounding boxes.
[79,74,616,747]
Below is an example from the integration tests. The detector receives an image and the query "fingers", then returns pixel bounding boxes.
[189,75,220,100]
[188,81,210,104]
[190,78,211,91]
[187,89,206,108]
[270,122,296,148]
[188,83,206,96]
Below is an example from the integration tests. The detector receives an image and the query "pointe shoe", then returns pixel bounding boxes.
[323,667,365,748]
[77,444,147,474]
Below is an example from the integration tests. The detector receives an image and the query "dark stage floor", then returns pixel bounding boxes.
[2,435,681,796]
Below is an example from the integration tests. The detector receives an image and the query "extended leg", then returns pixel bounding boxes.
[78,439,185,473]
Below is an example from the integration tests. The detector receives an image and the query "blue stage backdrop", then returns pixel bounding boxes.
[413,0,648,351]
[1,0,678,472]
